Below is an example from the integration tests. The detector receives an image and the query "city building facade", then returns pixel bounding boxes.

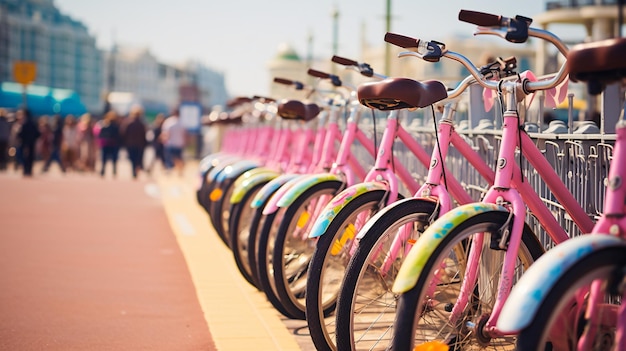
[0,0,102,114]
[1,0,230,119]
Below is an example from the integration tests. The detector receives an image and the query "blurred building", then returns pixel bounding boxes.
[0,0,102,114]
[0,0,229,119]
[535,0,625,132]
[103,45,229,119]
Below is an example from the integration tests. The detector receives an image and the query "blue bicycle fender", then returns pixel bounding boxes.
[392,203,506,294]
[206,157,240,183]
[230,169,280,204]
[251,173,301,209]
[276,173,344,208]
[216,160,261,182]
[497,234,626,334]
[308,181,388,239]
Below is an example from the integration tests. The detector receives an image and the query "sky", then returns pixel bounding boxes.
[54,0,561,99]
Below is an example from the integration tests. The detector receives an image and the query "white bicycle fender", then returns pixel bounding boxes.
[497,234,626,333]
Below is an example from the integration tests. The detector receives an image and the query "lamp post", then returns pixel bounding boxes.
[385,0,391,76]
[331,5,339,74]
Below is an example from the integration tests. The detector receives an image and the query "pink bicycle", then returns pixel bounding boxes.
[388,10,597,350]
[497,38,626,351]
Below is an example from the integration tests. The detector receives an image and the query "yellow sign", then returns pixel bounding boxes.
[13,61,37,85]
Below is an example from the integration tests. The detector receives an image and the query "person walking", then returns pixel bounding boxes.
[146,113,165,175]
[95,111,121,178]
[9,109,24,171]
[42,115,66,173]
[37,115,53,168]
[161,108,187,177]
[120,105,147,179]
[61,115,80,172]
[16,108,41,177]
[76,113,97,172]
[0,108,11,171]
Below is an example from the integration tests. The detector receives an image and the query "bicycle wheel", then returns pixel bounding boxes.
[270,181,344,324]
[515,246,626,351]
[335,198,438,351]
[229,182,267,289]
[256,207,303,319]
[391,210,544,351]
[206,177,236,248]
[246,199,273,291]
[305,189,390,351]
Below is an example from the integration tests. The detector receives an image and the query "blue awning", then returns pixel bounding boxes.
[0,82,87,116]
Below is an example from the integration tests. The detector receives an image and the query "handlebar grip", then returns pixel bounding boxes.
[384,32,419,48]
[274,77,294,85]
[308,68,331,79]
[458,10,502,27]
[331,55,358,66]
[253,95,276,103]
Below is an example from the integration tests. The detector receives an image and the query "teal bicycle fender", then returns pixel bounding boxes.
[308,181,388,239]
[216,160,261,182]
[251,173,301,209]
[230,169,280,204]
[262,175,309,215]
[497,234,626,334]
[276,173,344,208]
[392,203,506,293]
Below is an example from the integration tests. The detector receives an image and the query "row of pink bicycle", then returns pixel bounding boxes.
[196,8,624,351]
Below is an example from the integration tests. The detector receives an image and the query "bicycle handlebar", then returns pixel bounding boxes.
[458,10,503,27]
[252,95,276,103]
[331,55,389,80]
[307,68,343,87]
[331,55,358,67]
[387,10,570,95]
[273,77,306,91]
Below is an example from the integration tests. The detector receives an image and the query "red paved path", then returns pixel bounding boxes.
[0,170,216,350]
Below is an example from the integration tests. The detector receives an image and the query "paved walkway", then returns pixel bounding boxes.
[0,159,314,350]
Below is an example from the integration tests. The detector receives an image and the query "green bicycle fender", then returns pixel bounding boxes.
[230,169,280,204]
[232,167,277,190]
[276,173,343,208]
[392,203,506,294]
[308,181,388,239]
[251,173,302,209]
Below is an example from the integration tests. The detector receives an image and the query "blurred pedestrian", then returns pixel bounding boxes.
[161,107,187,176]
[37,115,53,166]
[76,113,97,172]
[95,110,121,178]
[61,115,80,171]
[0,108,10,171]
[120,105,147,179]
[9,109,24,171]
[42,115,66,173]
[16,108,40,177]
[146,113,165,175]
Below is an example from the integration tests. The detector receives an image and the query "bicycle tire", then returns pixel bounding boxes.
[209,175,241,249]
[515,246,626,351]
[305,189,390,351]
[335,198,438,351]
[246,197,273,291]
[256,208,303,319]
[228,181,268,289]
[270,181,344,325]
[391,210,544,351]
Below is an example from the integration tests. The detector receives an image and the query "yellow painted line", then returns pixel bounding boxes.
[155,169,305,351]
